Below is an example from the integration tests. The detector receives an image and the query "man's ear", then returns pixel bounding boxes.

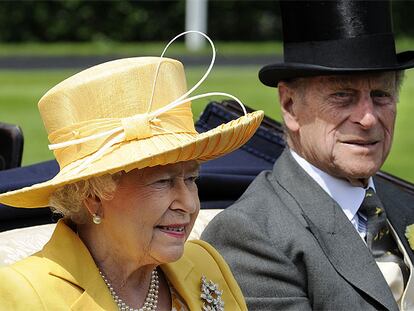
[278,82,300,132]
[83,195,102,217]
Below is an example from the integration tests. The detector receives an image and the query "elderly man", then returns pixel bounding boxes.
[202,1,414,310]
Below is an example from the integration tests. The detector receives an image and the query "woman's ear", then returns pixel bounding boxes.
[278,82,300,132]
[83,195,102,218]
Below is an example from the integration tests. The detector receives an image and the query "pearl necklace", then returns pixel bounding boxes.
[100,269,159,311]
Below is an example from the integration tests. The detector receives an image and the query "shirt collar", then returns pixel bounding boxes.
[290,149,375,222]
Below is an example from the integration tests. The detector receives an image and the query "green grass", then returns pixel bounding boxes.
[1,68,414,183]
[0,41,284,57]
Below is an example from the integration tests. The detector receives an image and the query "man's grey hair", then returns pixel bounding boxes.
[395,70,406,95]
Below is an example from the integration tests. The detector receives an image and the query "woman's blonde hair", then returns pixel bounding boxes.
[49,172,122,224]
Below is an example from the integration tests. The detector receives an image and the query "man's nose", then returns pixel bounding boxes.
[170,179,198,214]
[350,95,378,129]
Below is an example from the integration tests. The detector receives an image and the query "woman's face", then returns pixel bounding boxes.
[99,161,200,265]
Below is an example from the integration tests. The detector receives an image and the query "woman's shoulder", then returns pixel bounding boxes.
[0,251,46,279]
[0,255,47,310]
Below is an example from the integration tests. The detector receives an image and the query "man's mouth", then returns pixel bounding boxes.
[342,139,379,146]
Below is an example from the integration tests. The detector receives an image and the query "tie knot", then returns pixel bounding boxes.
[359,188,384,218]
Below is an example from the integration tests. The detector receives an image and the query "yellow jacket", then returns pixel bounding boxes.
[0,220,247,310]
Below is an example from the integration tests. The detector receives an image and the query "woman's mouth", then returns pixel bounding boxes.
[159,226,184,232]
[157,224,187,238]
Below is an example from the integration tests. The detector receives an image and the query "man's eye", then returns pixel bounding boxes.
[371,90,391,98]
[333,92,352,98]
[329,92,354,106]
[371,90,394,105]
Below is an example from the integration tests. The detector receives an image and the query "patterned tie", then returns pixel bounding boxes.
[359,188,409,286]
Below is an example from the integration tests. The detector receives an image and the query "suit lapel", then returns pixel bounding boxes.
[272,150,398,311]
[41,220,117,311]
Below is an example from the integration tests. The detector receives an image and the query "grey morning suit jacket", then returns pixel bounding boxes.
[202,149,414,311]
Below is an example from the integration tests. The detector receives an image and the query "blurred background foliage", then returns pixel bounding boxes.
[0,0,412,43]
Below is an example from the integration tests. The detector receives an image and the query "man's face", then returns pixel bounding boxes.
[280,72,398,184]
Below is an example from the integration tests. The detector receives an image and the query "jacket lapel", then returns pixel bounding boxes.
[272,150,398,311]
[41,220,117,311]
[161,253,198,309]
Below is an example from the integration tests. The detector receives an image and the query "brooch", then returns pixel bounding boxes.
[200,275,225,311]
[405,224,414,250]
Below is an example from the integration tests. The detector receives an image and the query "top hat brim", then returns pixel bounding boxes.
[259,51,414,87]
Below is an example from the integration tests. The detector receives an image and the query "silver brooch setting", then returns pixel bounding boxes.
[200,275,224,311]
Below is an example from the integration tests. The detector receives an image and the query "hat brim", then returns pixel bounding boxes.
[0,111,264,208]
[259,51,414,87]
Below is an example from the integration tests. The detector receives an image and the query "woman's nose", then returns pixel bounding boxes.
[170,179,199,213]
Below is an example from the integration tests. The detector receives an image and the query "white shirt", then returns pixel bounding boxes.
[290,150,374,238]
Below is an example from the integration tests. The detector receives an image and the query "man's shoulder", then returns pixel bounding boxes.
[211,168,285,220]
[201,166,308,242]
[236,169,280,206]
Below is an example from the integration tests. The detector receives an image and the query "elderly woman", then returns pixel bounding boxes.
[0,56,263,310]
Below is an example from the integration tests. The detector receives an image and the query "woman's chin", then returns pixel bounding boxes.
[152,245,185,264]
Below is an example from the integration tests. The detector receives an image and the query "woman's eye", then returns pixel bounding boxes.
[153,178,173,187]
[185,176,199,183]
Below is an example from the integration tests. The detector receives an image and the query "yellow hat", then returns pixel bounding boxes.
[0,57,263,208]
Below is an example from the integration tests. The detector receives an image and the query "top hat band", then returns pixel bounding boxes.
[284,32,398,69]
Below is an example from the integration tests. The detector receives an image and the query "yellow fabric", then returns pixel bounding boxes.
[0,56,264,208]
[51,107,196,169]
[0,220,247,310]
[43,57,194,169]
[164,240,247,311]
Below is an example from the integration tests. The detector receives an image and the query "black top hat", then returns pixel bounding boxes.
[259,0,414,87]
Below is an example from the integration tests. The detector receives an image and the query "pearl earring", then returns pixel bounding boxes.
[92,213,102,225]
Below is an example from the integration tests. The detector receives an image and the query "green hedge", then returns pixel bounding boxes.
[0,0,412,42]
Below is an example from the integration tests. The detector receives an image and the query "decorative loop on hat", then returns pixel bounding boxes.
[121,114,152,141]
[48,30,248,176]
